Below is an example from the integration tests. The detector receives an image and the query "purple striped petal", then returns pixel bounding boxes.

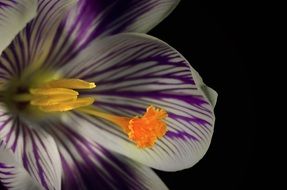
[0,0,76,79]
[34,0,180,71]
[0,105,62,190]
[0,0,37,56]
[42,121,168,190]
[59,33,217,171]
[63,0,180,46]
[0,141,41,190]
[0,0,180,79]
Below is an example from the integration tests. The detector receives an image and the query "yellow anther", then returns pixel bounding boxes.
[28,79,96,112]
[30,88,79,96]
[42,79,96,89]
[9,77,96,114]
[30,94,78,106]
[39,97,95,112]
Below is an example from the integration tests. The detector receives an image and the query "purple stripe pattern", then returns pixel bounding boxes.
[0,0,179,80]
[56,0,179,52]
[0,141,41,189]
[56,33,216,171]
[0,107,62,189]
[0,0,37,56]
[1,3,74,188]
[0,1,16,7]
[0,0,75,79]
[19,0,180,75]
[42,121,167,190]
[63,0,180,44]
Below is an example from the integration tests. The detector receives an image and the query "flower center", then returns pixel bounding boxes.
[2,72,168,148]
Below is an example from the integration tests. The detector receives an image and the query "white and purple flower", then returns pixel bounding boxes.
[0,0,217,189]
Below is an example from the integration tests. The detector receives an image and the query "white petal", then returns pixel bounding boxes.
[43,123,168,190]
[63,0,180,46]
[0,0,76,79]
[0,0,37,55]
[31,0,181,71]
[0,106,62,190]
[57,33,216,171]
[0,141,42,190]
[191,69,218,107]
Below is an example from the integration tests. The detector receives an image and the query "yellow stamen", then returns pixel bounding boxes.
[30,94,78,106]
[42,79,96,89]
[39,97,95,112]
[30,88,79,96]
[78,105,168,148]
[13,78,96,112]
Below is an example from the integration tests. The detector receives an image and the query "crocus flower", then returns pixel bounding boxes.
[0,0,217,189]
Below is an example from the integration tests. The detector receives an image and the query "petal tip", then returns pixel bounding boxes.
[191,69,218,108]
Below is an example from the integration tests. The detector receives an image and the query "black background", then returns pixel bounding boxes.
[150,1,256,190]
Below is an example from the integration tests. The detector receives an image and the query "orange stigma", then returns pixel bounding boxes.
[79,105,168,148]
[127,106,168,148]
